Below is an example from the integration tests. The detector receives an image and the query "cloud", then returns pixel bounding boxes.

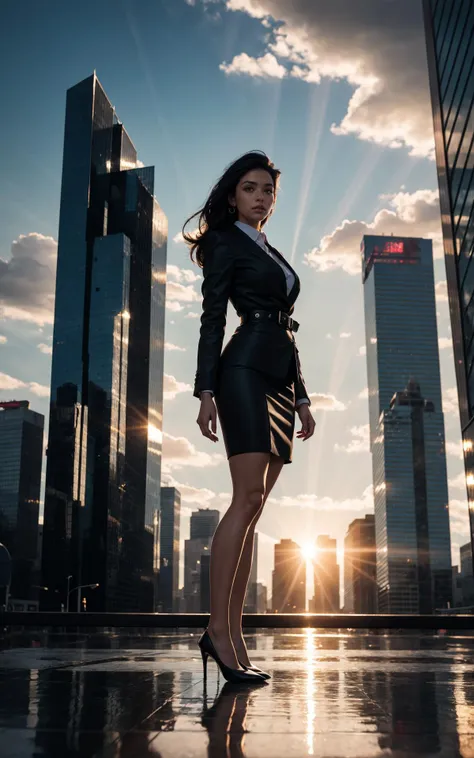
[0,335,7,344]
[449,472,467,492]
[435,280,448,302]
[167,281,201,304]
[268,483,373,513]
[438,337,452,351]
[0,233,57,324]
[0,372,49,398]
[339,332,351,339]
[166,301,185,312]
[335,424,370,454]
[185,311,200,319]
[162,432,224,472]
[304,190,442,274]
[167,264,201,284]
[443,387,459,416]
[220,52,287,78]
[165,477,217,505]
[164,373,192,400]
[308,392,346,411]
[358,387,369,400]
[217,0,434,157]
[165,342,186,352]
[446,440,464,460]
[38,343,53,355]
[358,345,366,356]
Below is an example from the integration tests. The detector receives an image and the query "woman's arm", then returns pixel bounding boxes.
[193,232,235,398]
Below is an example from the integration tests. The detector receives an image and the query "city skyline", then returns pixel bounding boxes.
[0,0,472,599]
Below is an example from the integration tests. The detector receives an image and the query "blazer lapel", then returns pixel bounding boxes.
[232,225,286,285]
[231,225,300,305]
[267,242,300,305]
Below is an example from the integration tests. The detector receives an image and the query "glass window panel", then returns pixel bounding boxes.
[441,5,474,99]
[458,207,474,280]
[443,37,474,134]
[439,2,465,78]
[461,246,474,308]
[453,152,474,229]
[435,0,454,42]
[447,74,474,170]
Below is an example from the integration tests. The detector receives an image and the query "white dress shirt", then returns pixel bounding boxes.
[200,221,309,407]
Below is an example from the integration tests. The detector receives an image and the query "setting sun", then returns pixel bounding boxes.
[301,543,317,562]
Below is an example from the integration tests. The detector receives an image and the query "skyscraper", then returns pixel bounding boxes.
[184,508,219,612]
[0,401,43,605]
[272,539,305,612]
[41,74,167,612]
[344,515,376,614]
[362,235,452,612]
[244,532,258,613]
[423,1,474,564]
[311,535,340,613]
[159,487,180,612]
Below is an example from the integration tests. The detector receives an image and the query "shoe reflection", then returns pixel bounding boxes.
[201,680,268,758]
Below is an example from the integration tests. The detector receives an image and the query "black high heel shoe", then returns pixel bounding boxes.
[199,630,264,684]
[238,661,271,680]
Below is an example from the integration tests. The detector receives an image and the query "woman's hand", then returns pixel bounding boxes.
[197,393,219,442]
[296,403,316,441]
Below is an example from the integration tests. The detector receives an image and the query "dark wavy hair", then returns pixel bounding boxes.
[182,151,281,267]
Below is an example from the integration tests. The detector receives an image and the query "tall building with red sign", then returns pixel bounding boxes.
[362,235,452,613]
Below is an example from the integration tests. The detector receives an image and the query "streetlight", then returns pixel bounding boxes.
[67,583,100,613]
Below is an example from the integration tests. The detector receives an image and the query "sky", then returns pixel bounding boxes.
[0,0,470,603]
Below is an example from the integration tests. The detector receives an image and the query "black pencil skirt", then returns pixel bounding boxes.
[215,366,296,464]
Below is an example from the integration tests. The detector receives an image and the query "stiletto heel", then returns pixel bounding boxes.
[198,630,264,684]
[239,660,271,679]
[201,648,209,681]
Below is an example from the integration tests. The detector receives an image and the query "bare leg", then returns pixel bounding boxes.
[229,454,285,666]
[207,452,271,669]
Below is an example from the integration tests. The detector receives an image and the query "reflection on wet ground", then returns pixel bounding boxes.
[1,629,474,757]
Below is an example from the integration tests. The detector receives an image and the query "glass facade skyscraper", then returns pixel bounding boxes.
[271,539,306,612]
[159,486,181,612]
[424,0,474,562]
[41,74,167,612]
[0,401,43,604]
[344,515,376,614]
[362,235,452,612]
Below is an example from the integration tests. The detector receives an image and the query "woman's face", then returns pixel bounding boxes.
[230,169,275,228]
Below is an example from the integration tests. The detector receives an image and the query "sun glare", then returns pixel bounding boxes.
[301,543,317,562]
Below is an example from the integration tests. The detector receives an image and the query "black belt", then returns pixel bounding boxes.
[240,309,299,332]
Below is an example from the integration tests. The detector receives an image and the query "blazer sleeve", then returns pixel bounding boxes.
[293,344,311,406]
[193,232,235,398]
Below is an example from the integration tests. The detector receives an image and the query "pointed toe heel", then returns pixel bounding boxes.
[198,630,264,684]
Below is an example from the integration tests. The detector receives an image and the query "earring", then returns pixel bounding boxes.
[229,206,236,214]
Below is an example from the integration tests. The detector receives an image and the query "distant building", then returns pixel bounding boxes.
[0,401,43,605]
[362,235,452,613]
[190,509,219,540]
[460,542,474,606]
[41,73,167,613]
[184,508,219,611]
[256,582,267,613]
[344,515,376,614]
[244,533,259,612]
[159,487,180,612]
[424,0,474,569]
[272,539,305,612]
[200,552,211,612]
[311,535,340,613]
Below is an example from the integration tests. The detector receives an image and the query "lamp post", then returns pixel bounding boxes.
[67,583,100,613]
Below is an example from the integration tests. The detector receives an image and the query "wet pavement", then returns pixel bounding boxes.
[1,628,474,757]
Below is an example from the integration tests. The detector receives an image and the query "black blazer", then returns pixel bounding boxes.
[193,224,311,405]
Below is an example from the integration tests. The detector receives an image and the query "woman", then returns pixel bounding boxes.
[183,151,315,684]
